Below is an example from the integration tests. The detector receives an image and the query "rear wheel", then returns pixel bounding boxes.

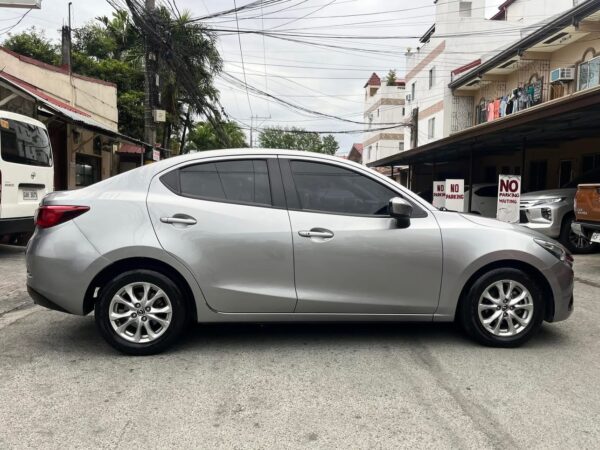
[560,215,598,254]
[95,270,187,355]
[459,268,544,347]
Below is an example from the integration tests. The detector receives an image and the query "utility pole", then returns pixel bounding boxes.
[144,0,158,151]
[250,115,270,148]
[60,3,72,72]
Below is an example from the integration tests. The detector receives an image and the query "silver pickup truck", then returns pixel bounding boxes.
[520,168,600,254]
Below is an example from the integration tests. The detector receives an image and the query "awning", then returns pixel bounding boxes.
[0,71,150,149]
[368,85,600,167]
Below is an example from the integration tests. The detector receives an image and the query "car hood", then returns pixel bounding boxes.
[521,188,576,200]
[459,213,549,239]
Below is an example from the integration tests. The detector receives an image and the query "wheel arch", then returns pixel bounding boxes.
[83,257,197,321]
[456,259,555,322]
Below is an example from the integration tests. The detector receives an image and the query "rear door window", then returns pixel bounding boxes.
[0,118,52,167]
[163,159,272,207]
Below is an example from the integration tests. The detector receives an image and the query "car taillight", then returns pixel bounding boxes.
[35,205,90,228]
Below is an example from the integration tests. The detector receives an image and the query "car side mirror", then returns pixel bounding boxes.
[389,197,412,228]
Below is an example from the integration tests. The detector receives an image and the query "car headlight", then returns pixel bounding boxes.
[534,238,573,266]
[530,197,564,206]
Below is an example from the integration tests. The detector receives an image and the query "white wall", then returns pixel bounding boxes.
[362,83,404,165]
[506,0,577,26]
[0,49,118,131]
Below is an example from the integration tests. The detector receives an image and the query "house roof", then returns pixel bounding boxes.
[364,72,381,88]
[0,47,117,88]
[449,0,600,89]
[490,0,517,20]
[0,71,152,149]
[1,71,95,119]
[419,24,436,44]
[451,59,482,77]
[351,143,364,154]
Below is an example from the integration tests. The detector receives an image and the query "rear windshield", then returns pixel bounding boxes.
[0,118,53,167]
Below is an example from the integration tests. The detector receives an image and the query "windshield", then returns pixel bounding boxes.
[0,118,53,167]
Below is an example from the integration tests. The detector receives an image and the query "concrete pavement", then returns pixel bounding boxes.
[0,246,599,449]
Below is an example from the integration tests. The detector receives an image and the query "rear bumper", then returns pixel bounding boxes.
[27,286,71,314]
[0,217,34,235]
[572,221,600,236]
[26,221,109,315]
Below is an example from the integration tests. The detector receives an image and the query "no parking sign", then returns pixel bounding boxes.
[497,175,521,223]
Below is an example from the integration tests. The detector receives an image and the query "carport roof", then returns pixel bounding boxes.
[368,85,600,167]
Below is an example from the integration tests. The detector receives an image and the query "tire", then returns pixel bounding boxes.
[458,268,545,348]
[559,214,598,254]
[95,269,187,355]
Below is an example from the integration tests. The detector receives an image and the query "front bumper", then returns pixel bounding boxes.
[519,206,562,238]
[544,260,574,322]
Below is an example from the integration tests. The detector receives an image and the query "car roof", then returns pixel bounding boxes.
[142,148,365,176]
[0,110,47,129]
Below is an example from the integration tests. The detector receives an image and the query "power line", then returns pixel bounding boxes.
[233,0,254,117]
[269,0,337,30]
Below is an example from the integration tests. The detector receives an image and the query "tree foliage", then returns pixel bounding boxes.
[386,69,398,86]
[3,27,59,65]
[2,8,223,150]
[186,121,247,152]
[258,127,339,155]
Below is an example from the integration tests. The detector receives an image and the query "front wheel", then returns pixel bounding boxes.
[458,268,544,347]
[95,270,187,355]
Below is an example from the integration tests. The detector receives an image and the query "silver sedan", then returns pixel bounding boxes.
[26,150,574,354]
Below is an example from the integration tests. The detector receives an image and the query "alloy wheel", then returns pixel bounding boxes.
[477,280,534,337]
[108,282,173,343]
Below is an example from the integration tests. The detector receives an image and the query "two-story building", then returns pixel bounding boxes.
[370,0,600,198]
[0,47,145,190]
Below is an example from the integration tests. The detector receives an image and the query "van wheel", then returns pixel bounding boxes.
[95,270,187,355]
[458,268,544,347]
[560,215,597,254]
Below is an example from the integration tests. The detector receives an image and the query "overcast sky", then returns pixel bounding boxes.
[2,0,505,153]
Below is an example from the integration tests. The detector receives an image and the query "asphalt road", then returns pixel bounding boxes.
[1,245,599,449]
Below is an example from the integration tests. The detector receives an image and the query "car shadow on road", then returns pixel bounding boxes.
[33,313,571,357]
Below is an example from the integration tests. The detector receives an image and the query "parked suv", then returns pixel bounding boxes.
[27,150,574,354]
[572,183,600,246]
[520,168,600,254]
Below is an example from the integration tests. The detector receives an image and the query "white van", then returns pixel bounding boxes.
[0,111,54,239]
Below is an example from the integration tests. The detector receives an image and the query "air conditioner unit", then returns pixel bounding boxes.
[406,94,412,102]
[550,67,575,83]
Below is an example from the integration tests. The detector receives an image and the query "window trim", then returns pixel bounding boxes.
[577,55,600,91]
[279,157,428,218]
[159,157,285,209]
[428,117,436,139]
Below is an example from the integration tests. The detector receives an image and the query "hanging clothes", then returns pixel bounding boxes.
[487,102,495,122]
[493,98,501,119]
[500,96,507,117]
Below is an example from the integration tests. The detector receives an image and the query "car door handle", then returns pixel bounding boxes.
[160,216,197,225]
[298,229,334,239]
